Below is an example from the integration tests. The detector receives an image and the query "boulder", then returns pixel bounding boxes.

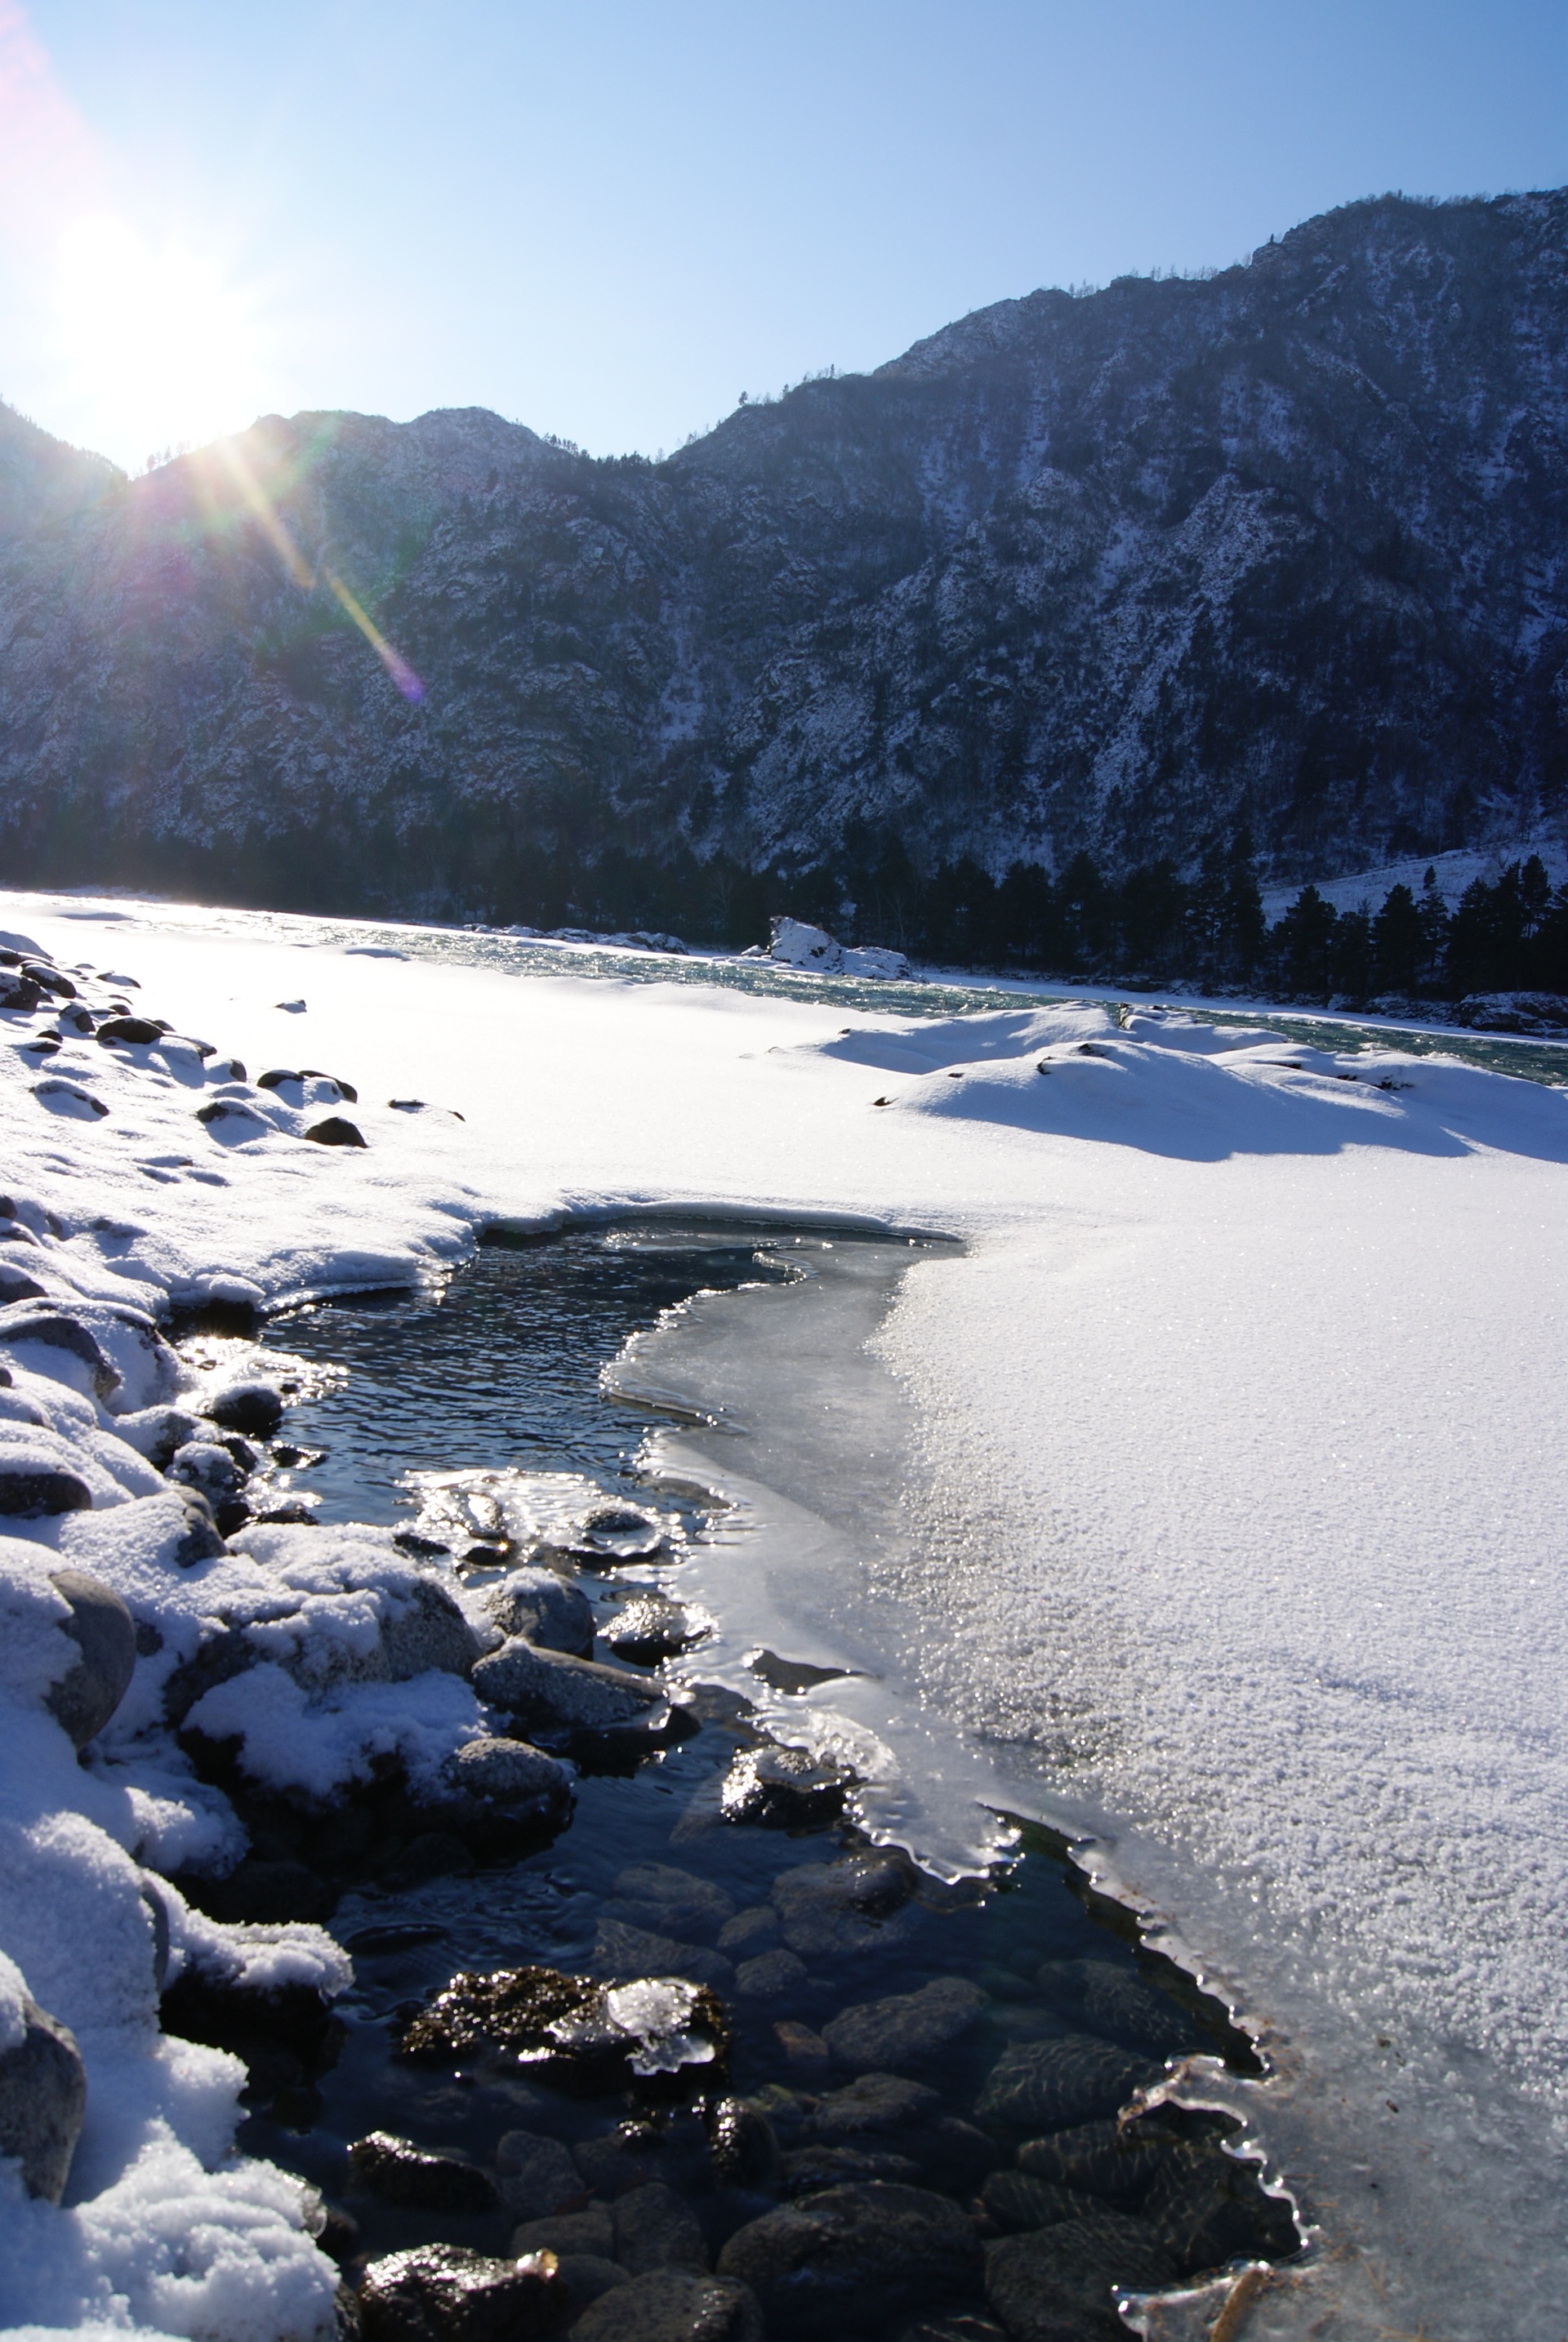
[612,2179,708,2273]
[982,2215,1176,2342]
[494,2127,584,2220]
[0,1302,119,1398]
[822,1977,986,2072]
[706,2097,781,2192]
[45,1568,137,1747]
[770,1850,918,1959]
[381,1578,482,1678]
[735,1948,807,2000]
[398,1965,728,2096]
[358,2243,568,2342]
[720,1743,851,1830]
[481,1568,595,1658]
[717,2181,982,2338]
[207,1380,286,1437]
[306,1117,368,1148]
[601,1592,698,1665]
[1015,2118,1169,2205]
[443,1737,572,1832]
[590,1920,734,1996]
[348,2131,499,2211]
[0,1990,87,2201]
[0,1459,92,1517]
[808,2072,942,2139]
[473,1636,674,1739]
[974,2036,1156,2131]
[511,2204,614,2260]
[96,1015,162,1045]
[572,2269,763,2342]
[608,1863,736,1943]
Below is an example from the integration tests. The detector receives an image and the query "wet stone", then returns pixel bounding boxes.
[494,2127,583,2220]
[479,1568,595,1658]
[358,2242,569,2342]
[718,2181,983,2340]
[398,1966,728,2097]
[601,1592,699,1665]
[511,2203,614,2260]
[44,1568,136,1748]
[608,1863,736,1943]
[1015,2118,1168,2206]
[347,2131,499,2212]
[781,2143,922,2196]
[590,1919,735,1996]
[207,1379,286,1437]
[823,1976,986,2072]
[706,2096,782,2191]
[979,2171,1103,2234]
[770,1850,918,1960]
[612,2179,709,2272]
[555,2256,628,2313]
[1141,2148,1298,2276]
[974,2036,1156,2132]
[983,2214,1176,2342]
[734,1947,807,1999]
[572,2269,764,2342]
[472,1636,674,1740]
[1035,1958,1194,2054]
[716,1906,778,1956]
[808,2072,942,2139]
[720,1743,853,1830]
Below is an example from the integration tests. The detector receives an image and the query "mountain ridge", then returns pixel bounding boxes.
[0,185,1565,935]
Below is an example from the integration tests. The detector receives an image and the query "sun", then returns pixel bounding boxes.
[50,213,271,472]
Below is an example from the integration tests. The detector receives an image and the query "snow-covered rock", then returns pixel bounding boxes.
[767,919,911,981]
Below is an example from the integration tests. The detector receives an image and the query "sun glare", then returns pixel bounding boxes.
[51,212,270,471]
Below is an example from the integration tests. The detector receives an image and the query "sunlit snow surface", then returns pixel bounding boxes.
[2,888,1567,2337]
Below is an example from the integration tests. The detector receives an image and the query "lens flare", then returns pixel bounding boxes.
[212,435,425,702]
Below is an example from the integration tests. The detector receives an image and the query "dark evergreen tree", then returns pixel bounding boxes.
[1274,884,1339,1000]
[1371,883,1425,993]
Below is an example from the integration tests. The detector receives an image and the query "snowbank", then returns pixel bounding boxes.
[0,891,1564,2336]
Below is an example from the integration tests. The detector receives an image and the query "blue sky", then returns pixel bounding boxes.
[1,0,1562,471]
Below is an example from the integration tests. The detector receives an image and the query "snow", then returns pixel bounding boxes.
[0,888,1565,2335]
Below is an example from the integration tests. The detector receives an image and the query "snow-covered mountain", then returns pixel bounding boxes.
[1,187,1565,924]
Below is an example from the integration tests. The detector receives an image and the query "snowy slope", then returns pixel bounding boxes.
[0,889,1565,2338]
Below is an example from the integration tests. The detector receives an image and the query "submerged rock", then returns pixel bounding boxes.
[612,2179,708,2273]
[975,2036,1156,2131]
[808,2071,942,2139]
[398,1965,728,2095]
[474,1636,675,1739]
[607,1863,737,1943]
[770,1850,918,1958]
[348,2131,500,2211]
[0,1989,87,2201]
[571,2269,763,2342]
[718,2181,982,2338]
[1015,2117,1169,2205]
[494,2127,584,2220]
[358,2243,568,2342]
[822,1977,986,2073]
[44,1567,136,1747]
[590,1919,734,1995]
[982,2213,1176,2341]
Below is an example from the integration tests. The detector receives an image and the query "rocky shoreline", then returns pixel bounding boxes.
[0,937,1304,2340]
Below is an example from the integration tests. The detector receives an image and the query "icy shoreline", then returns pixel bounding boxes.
[0,888,1566,2337]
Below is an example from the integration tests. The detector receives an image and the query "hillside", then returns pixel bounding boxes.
[0,186,1565,935]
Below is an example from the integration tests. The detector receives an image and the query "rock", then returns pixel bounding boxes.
[170,1439,247,1497]
[980,2172,1103,2233]
[0,974,43,1009]
[555,2257,629,2313]
[358,2243,569,2342]
[590,1921,734,1996]
[494,2128,584,2220]
[735,1948,807,1999]
[770,1850,917,1958]
[809,2072,942,2139]
[443,1737,573,1832]
[719,1743,852,1829]
[0,1302,120,1398]
[572,2269,764,2342]
[612,2180,708,2273]
[982,2215,1176,2341]
[96,1015,163,1045]
[481,1568,595,1658]
[572,2124,669,2196]
[0,1460,92,1516]
[196,1859,336,1925]
[718,2182,982,2338]
[32,1078,109,1117]
[608,1863,736,1943]
[1015,2119,1169,2205]
[557,1502,666,1564]
[0,1990,87,2201]
[207,1380,286,1437]
[511,2204,614,2260]
[1035,1959,1192,2053]
[473,1636,674,1739]
[781,2144,922,2195]
[717,1906,779,1955]
[706,2097,782,2191]
[348,2131,500,2211]
[823,1978,986,2072]
[1141,2148,1298,2276]
[974,2037,1156,2131]
[307,1116,368,1147]
[43,1568,137,1747]
[602,1592,698,1665]
[398,1966,728,2095]
[0,1262,47,1303]
[381,1577,483,1678]
[257,1068,301,1090]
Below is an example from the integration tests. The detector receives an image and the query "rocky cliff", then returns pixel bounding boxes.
[1,186,1564,930]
